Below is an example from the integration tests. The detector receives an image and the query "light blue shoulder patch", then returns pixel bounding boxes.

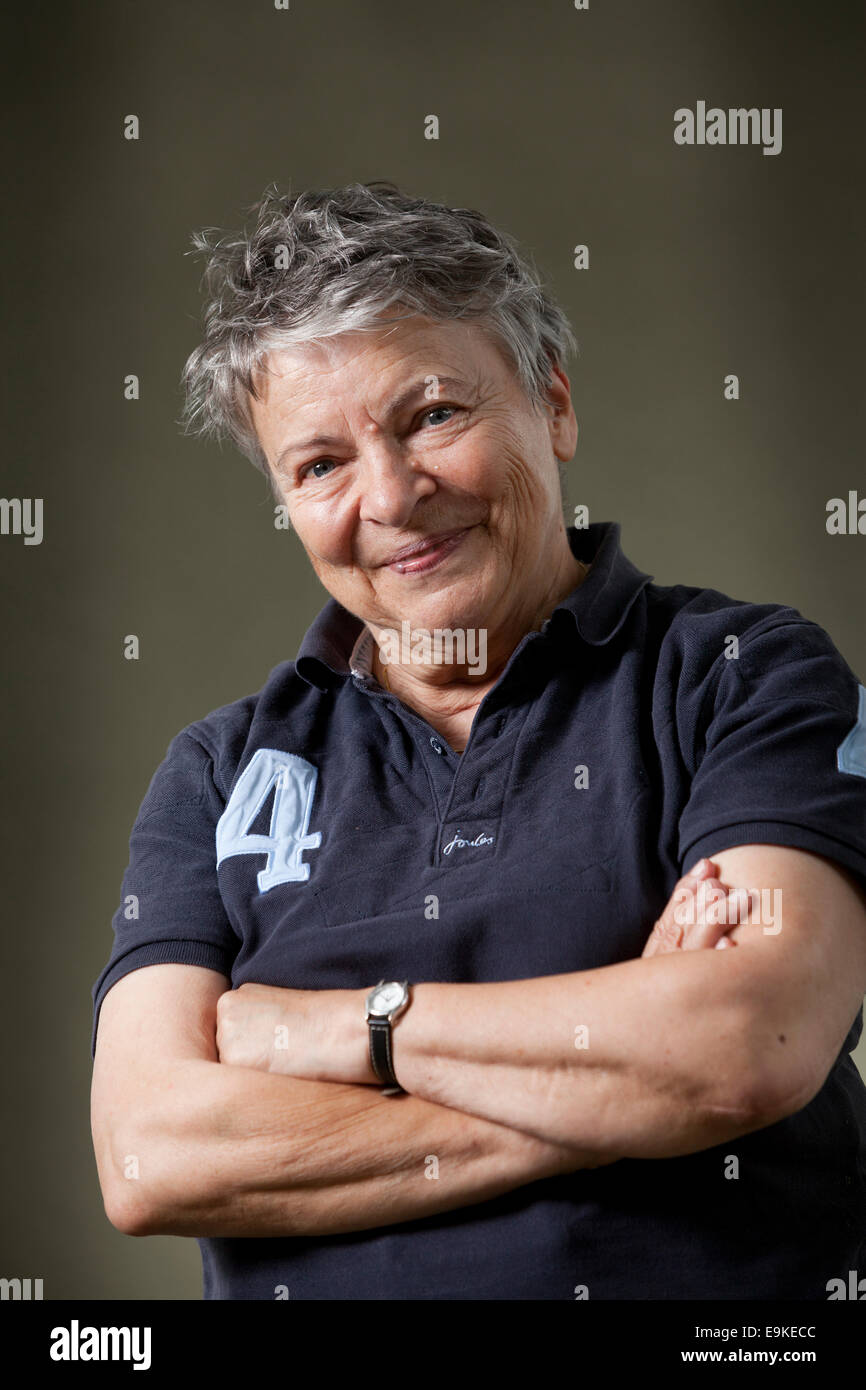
[837,683,866,778]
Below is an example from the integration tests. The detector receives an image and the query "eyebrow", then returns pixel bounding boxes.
[273,376,470,473]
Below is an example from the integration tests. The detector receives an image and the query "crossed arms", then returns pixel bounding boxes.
[91,844,866,1239]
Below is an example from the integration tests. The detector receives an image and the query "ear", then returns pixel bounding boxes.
[544,363,578,463]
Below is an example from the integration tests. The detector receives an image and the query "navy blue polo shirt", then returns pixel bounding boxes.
[91,521,866,1299]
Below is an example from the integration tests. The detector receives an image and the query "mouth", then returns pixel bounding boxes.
[383,527,473,575]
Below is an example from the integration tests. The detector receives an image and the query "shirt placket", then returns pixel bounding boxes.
[352,625,549,865]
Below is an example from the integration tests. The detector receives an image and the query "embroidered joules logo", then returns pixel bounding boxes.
[674,102,782,156]
[443,830,494,855]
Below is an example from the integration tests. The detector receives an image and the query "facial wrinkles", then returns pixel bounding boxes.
[483,419,552,577]
[319,380,485,562]
[287,349,469,493]
[252,320,571,647]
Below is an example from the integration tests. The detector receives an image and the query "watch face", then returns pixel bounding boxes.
[370,982,405,1014]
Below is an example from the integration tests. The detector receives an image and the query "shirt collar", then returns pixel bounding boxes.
[295,521,653,690]
[347,624,378,680]
[556,520,653,645]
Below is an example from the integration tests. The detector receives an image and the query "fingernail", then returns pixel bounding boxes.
[690,859,707,876]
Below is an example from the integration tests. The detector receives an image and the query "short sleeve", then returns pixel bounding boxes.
[90,729,240,1058]
[677,618,866,892]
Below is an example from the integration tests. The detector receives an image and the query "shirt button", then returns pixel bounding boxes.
[430,736,445,755]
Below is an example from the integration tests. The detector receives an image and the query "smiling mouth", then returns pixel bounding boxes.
[384,528,473,575]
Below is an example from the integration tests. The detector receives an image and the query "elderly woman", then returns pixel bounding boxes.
[91,182,866,1301]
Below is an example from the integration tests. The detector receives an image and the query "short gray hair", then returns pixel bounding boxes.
[179,181,579,488]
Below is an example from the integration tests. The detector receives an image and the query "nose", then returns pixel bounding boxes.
[357,441,438,527]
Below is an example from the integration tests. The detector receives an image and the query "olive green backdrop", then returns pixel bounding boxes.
[2,0,863,1298]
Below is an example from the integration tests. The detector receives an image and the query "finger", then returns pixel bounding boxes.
[642,914,684,958]
[686,857,718,880]
[724,886,755,924]
[694,878,728,926]
[643,872,704,957]
[681,878,736,948]
[642,862,724,958]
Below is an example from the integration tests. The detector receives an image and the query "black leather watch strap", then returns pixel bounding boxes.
[368,1017,403,1091]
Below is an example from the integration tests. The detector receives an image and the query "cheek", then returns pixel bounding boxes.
[289,495,355,568]
[480,443,554,533]
[436,445,510,521]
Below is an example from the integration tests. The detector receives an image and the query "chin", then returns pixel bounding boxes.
[407,569,485,613]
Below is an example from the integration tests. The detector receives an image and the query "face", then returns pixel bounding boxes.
[247,314,578,652]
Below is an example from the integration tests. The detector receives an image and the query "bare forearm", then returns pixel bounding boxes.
[111,1059,598,1238]
[217,863,795,1163]
[395,945,789,1153]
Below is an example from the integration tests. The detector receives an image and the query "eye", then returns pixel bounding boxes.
[419,404,459,427]
[303,458,337,481]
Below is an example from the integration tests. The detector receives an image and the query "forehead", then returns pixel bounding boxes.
[249,314,514,417]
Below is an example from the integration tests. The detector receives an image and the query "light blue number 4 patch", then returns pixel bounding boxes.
[837,684,866,779]
[216,749,323,892]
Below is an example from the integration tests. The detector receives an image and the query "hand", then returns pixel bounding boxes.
[642,858,761,958]
[216,982,378,1085]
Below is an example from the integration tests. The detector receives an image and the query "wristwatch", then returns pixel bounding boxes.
[365,980,411,1092]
